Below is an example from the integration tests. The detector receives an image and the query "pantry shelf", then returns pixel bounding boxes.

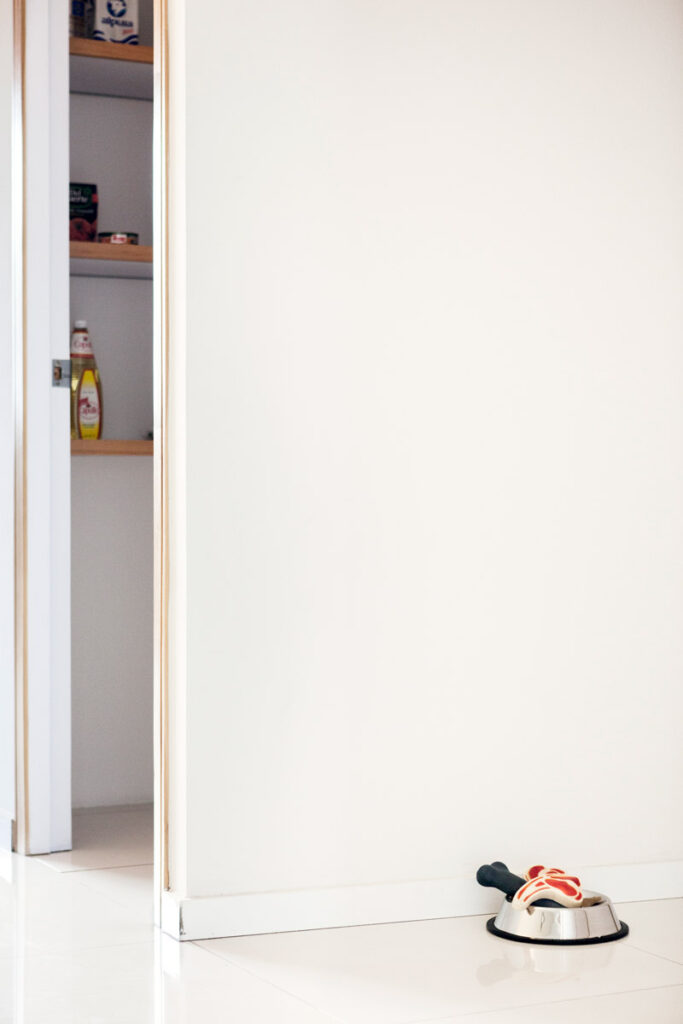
[71,439,153,456]
[69,39,153,63]
[70,39,153,100]
[70,241,153,279]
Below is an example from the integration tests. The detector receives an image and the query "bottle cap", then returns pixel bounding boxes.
[74,320,87,329]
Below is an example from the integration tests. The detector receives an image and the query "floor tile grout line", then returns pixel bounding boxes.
[627,942,683,968]
[401,981,683,1023]
[64,878,154,917]
[14,858,155,918]
[33,860,153,876]
[0,938,156,962]
[36,860,153,874]
[191,940,348,1024]
[616,897,683,906]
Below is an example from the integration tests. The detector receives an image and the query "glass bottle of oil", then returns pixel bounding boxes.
[70,320,102,439]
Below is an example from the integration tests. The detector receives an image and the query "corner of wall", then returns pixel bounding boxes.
[161,861,683,942]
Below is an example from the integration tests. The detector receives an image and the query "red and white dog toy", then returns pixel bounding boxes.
[511,864,583,909]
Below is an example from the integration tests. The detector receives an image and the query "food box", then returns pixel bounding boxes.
[69,0,89,37]
[91,0,138,45]
[69,183,98,242]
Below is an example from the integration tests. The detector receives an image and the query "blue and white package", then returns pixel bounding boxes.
[91,0,138,45]
[70,1,88,37]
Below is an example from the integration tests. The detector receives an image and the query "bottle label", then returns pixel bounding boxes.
[78,370,101,439]
[71,330,93,356]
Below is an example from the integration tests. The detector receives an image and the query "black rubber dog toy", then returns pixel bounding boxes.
[476,861,562,908]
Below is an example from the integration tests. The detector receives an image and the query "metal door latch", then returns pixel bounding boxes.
[52,359,71,387]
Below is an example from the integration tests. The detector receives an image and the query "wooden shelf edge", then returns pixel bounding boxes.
[71,439,153,456]
[69,38,153,64]
[69,242,152,263]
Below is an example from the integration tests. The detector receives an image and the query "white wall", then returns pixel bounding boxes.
[70,94,153,247]
[70,277,153,807]
[71,457,153,808]
[70,86,153,807]
[165,0,683,935]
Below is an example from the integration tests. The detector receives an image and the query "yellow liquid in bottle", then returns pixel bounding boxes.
[70,323,103,439]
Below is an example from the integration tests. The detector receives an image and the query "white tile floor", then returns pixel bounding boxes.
[35,804,154,873]
[2,807,683,1023]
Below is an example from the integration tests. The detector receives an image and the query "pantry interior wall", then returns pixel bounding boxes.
[69,8,154,809]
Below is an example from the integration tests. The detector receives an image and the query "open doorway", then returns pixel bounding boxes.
[64,0,155,872]
[5,0,165,898]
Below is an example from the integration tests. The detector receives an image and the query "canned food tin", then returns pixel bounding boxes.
[98,232,139,245]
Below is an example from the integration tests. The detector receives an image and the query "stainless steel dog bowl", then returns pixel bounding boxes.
[487,890,629,945]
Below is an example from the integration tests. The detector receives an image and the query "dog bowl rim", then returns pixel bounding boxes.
[486,916,629,945]
[487,889,629,946]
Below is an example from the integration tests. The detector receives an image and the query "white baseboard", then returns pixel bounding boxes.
[160,859,683,941]
[579,861,683,903]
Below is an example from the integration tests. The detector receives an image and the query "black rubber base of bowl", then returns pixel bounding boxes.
[486,917,629,946]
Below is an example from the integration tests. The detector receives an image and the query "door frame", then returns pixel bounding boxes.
[11,0,171,921]
[153,0,171,912]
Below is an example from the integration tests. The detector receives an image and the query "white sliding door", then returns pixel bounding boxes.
[0,0,14,851]
[12,0,72,855]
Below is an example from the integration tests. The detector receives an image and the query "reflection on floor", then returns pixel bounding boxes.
[1,808,683,1022]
